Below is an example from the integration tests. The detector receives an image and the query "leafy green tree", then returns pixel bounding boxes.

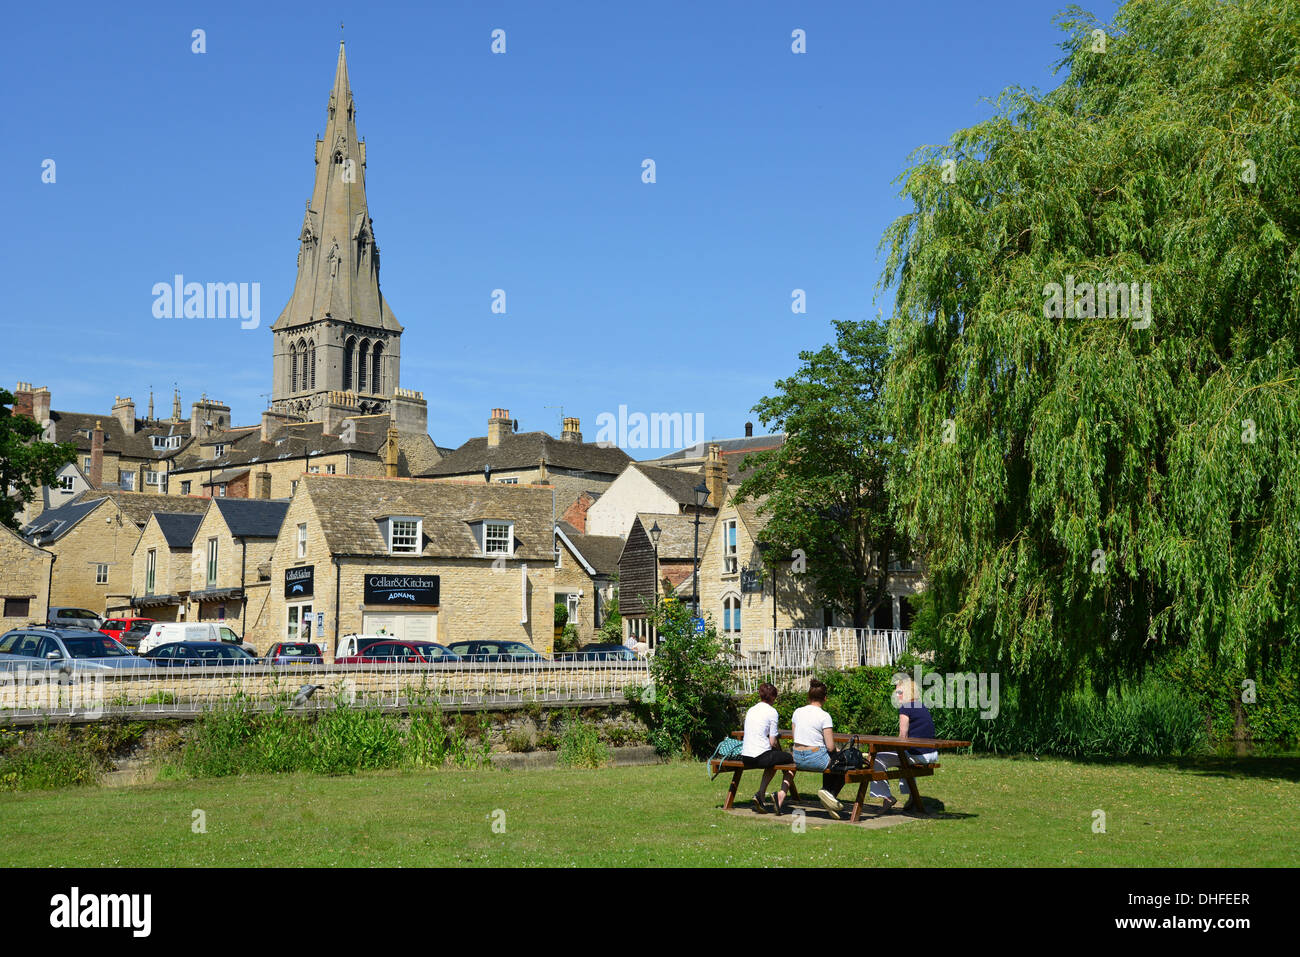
[597,589,623,642]
[880,0,1300,694]
[735,318,907,627]
[0,389,76,530]
[635,599,735,757]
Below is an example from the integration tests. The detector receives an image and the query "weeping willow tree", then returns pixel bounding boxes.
[881,0,1300,696]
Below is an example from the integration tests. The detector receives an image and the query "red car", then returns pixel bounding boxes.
[335,640,460,664]
[100,617,155,647]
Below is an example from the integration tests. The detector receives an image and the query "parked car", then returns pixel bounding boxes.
[116,618,157,651]
[334,634,389,662]
[141,641,259,667]
[140,622,254,655]
[100,617,155,647]
[336,640,461,664]
[445,640,545,662]
[0,627,152,673]
[554,643,638,662]
[263,642,326,665]
[46,607,105,630]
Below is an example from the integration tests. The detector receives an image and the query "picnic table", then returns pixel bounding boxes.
[711,730,971,823]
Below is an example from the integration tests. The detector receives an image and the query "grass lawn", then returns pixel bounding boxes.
[1,754,1297,867]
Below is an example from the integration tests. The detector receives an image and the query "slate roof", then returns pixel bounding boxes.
[20,496,106,544]
[652,433,786,462]
[22,489,208,543]
[155,512,204,548]
[633,464,712,507]
[556,522,624,577]
[420,432,633,478]
[302,475,558,560]
[45,411,196,461]
[101,490,210,528]
[200,468,250,486]
[212,498,291,538]
[632,511,716,560]
[169,415,437,477]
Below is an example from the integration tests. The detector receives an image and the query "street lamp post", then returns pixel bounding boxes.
[649,521,661,605]
[692,480,709,619]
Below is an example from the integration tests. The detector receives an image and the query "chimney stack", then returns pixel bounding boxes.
[32,387,51,428]
[385,427,400,478]
[561,417,582,443]
[745,421,753,438]
[112,396,136,434]
[487,408,511,448]
[255,470,272,500]
[704,443,727,511]
[12,382,35,421]
[90,421,105,488]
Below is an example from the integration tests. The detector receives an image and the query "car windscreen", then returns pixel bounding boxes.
[278,644,322,657]
[410,643,451,659]
[500,643,535,655]
[63,636,130,658]
[126,621,154,634]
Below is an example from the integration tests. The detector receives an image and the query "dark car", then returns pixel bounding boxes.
[142,641,259,668]
[46,607,104,630]
[555,643,638,662]
[336,640,460,664]
[264,642,326,665]
[445,640,544,663]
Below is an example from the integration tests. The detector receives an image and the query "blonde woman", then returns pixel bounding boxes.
[871,675,939,811]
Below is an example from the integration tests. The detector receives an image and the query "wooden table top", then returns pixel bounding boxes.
[731,730,971,749]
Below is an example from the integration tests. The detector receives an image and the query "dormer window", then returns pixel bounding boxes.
[214,443,227,457]
[387,517,422,555]
[484,521,512,554]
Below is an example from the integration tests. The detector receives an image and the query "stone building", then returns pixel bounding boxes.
[164,412,440,502]
[583,447,728,539]
[251,475,558,655]
[696,490,926,656]
[617,511,717,646]
[20,490,210,616]
[420,410,632,514]
[129,512,205,623]
[0,523,54,631]
[10,382,221,525]
[184,499,290,638]
[553,523,624,644]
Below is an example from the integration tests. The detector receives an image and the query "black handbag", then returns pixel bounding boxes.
[828,736,866,772]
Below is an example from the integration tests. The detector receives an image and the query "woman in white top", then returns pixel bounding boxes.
[740,682,795,814]
[790,678,847,818]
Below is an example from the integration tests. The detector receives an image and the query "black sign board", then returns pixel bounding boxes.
[740,563,765,594]
[284,565,314,598]
[364,573,440,606]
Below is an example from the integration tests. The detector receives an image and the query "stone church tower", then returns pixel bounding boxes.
[270,42,427,433]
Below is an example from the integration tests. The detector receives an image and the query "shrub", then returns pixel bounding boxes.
[634,599,737,758]
[0,726,101,791]
[557,720,609,769]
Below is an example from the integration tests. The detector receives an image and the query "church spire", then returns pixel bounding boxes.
[270,41,405,419]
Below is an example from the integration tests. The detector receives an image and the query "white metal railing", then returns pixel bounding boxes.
[752,627,910,670]
[0,659,654,723]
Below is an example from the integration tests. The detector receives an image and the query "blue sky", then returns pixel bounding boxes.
[3,0,1106,455]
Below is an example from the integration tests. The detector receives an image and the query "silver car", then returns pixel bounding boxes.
[0,628,153,674]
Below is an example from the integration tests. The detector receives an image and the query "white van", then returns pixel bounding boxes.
[140,622,253,655]
[334,634,388,663]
